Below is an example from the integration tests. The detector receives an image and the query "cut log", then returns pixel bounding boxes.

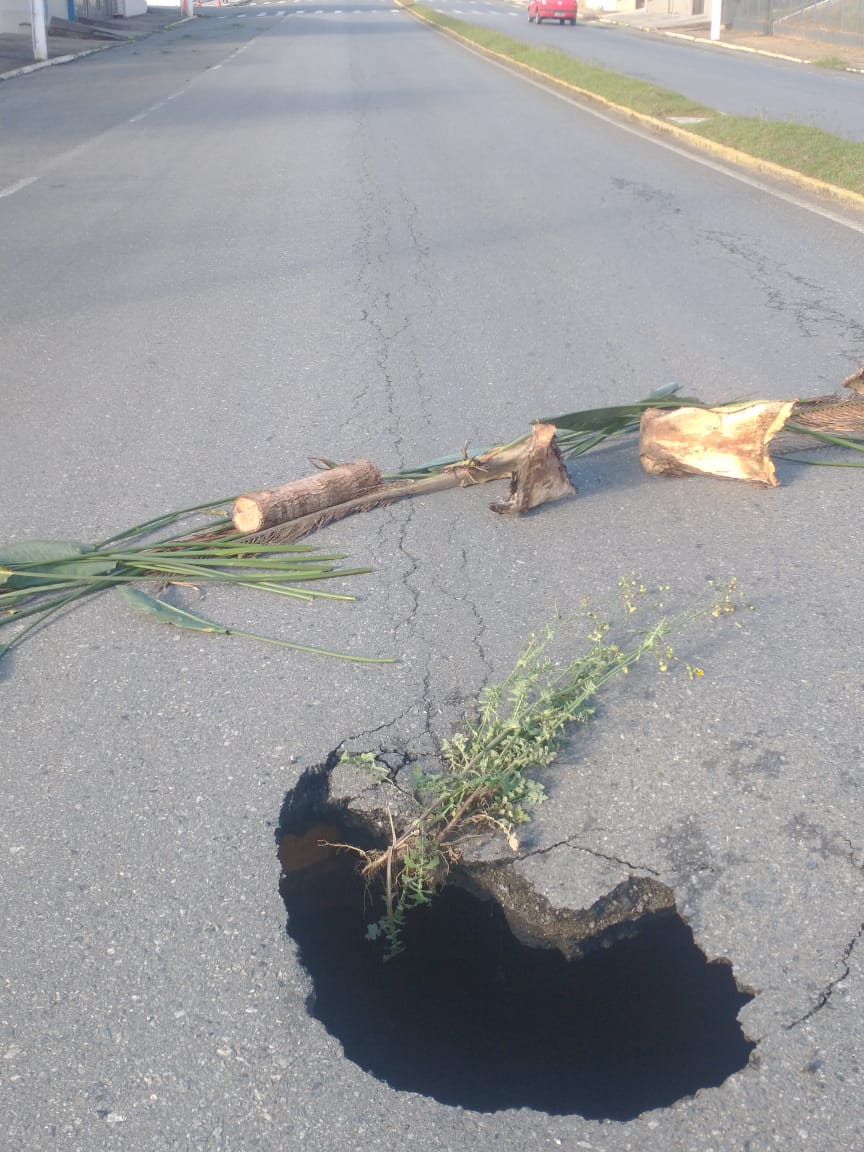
[232,460,383,534]
[237,467,510,545]
[232,429,570,543]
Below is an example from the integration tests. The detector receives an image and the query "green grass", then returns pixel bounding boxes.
[411,6,864,195]
[415,9,714,119]
[813,54,855,69]
[691,117,864,191]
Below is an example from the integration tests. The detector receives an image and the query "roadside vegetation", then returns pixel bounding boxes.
[411,6,864,196]
[813,54,857,69]
[691,116,864,191]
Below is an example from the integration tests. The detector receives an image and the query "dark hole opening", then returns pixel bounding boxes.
[278,813,756,1120]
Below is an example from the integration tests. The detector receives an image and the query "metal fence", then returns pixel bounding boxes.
[74,0,119,17]
[724,0,864,45]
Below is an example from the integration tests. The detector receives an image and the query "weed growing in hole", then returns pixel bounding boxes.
[339,579,748,958]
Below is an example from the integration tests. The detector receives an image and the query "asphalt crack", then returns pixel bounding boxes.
[516,834,662,877]
[700,229,864,351]
[422,534,493,679]
[392,500,422,646]
[785,920,864,1030]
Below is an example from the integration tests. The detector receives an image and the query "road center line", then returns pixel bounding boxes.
[209,38,257,71]
[128,88,187,125]
[2,37,266,199]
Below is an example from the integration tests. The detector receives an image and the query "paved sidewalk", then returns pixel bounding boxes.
[582,6,864,71]
[0,5,189,79]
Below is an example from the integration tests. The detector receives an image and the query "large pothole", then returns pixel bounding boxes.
[277,760,756,1120]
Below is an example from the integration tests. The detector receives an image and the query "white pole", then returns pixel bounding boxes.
[30,0,48,60]
[710,0,722,39]
[180,0,195,16]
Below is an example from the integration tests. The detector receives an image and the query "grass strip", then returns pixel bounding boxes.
[690,118,864,191]
[415,8,713,118]
[411,6,864,195]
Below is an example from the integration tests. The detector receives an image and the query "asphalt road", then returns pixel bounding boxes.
[2,7,864,1151]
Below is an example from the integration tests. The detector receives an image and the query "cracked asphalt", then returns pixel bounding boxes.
[2,4,864,1150]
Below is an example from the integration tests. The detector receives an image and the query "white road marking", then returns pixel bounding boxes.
[0,175,40,200]
[0,42,255,202]
[128,89,186,123]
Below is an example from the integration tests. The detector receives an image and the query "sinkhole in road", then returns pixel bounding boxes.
[278,814,755,1120]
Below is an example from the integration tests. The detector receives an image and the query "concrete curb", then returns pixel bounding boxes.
[592,14,810,63]
[506,3,864,74]
[397,2,864,213]
[1,44,110,79]
[661,27,813,63]
[589,13,864,73]
[0,15,195,81]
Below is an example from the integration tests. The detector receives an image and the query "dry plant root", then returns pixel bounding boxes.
[640,401,794,486]
[788,394,864,434]
[842,364,864,395]
[489,423,575,515]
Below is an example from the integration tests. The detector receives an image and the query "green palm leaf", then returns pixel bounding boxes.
[118,588,394,663]
[0,541,116,589]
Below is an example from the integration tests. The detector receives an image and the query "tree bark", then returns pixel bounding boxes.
[232,460,384,534]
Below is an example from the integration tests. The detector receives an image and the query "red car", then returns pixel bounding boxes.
[528,0,577,23]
